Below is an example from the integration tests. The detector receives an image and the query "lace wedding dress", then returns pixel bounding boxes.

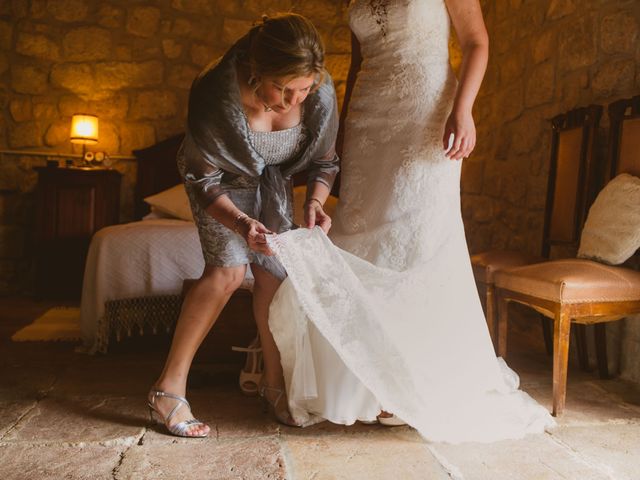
[268,0,555,443]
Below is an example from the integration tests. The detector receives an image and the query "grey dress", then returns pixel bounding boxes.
[177,33,340,280]
[178,121,309,278]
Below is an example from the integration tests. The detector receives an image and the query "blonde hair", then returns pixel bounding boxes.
[247,13,326,96]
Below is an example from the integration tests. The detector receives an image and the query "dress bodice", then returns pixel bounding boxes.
[249,123,308,166]
[349,0,451,65]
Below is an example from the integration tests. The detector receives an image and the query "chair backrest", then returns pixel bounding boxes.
[607,95,640,180]
[608,95,640,265]
[542,105,603,258]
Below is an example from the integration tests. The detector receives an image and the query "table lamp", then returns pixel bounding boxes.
[70,114,99,160]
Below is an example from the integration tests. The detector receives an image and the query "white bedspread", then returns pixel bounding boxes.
[79,219,254,353]
[80,219,203,352]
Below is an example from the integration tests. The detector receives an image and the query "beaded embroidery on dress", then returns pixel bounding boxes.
[268,0,555,443]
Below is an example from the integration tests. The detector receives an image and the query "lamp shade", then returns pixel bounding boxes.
[70,114,99,144]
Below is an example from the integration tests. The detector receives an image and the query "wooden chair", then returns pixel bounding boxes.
[592,95,640,377]
[494,96,640,416]
[471,105,603,355]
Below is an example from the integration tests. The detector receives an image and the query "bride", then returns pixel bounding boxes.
[266,0,555,443]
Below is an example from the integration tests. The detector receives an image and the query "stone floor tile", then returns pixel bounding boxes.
[115,437,286,479]
[589,378,640,409]
[209,390,382,440]
[550,423,640,480]
[0,363,57,395]
[283,418,384,437]
[0,397,38,438]
[508,353,601,390]
[52,361,158,396]
[526,381,640,426]
[0,444,122,480]
[282,429,450,480]
[204,391,282,439]
[430,433,610,480]
[2,394,146,445]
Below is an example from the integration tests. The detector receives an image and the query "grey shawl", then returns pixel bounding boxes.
[182,34,340,235]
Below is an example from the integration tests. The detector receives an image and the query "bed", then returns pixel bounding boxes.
[79,135,337,355]
[79,135,253,355]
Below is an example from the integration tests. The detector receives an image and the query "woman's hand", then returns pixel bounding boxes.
[442,107,476,161]
[239,217,274,256]
[304,198,332,234]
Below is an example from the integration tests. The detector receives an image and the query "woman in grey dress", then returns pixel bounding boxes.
[147,13,340,437]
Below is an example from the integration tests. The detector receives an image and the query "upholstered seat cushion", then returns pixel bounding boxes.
[494,258,640,303]
[471,250,545,284]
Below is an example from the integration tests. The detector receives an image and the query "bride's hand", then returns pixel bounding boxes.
[304,199,332,234]
[442,108,476,161]
[239,217,274,256]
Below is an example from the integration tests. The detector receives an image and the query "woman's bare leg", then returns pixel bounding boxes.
[250,264,297,424]
[250,265,284,386]
[152,264,246,435]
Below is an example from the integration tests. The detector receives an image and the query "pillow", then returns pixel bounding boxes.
[292,185,339,227]
[143,184,194,222]
[577,173,640,265]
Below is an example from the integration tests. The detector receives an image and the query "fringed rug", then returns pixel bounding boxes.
[11,307,81,342]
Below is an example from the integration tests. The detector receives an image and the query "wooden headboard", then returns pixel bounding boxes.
[132,134,339,220]
[133,134,184,220]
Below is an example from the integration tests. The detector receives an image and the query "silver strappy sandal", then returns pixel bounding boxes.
[258,383,300,427]
[147,389,209,438]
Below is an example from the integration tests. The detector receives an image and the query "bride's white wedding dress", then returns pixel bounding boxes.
[267,0,555,443]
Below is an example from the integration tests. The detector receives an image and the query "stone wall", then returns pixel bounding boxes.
[463,0,640,382]
[464,0,639,255]
[0,0,351,295]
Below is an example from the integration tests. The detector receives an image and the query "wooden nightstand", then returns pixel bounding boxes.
[35,166,122,299]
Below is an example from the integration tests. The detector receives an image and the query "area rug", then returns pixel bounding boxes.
[11,307,81,342]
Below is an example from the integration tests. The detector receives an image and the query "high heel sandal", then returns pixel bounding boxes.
[231,336,263,396]
[258,383,300,427]
[147,389,209,438]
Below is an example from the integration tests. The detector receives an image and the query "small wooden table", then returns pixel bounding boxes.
[34,166,121,299]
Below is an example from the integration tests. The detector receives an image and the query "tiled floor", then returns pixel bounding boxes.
[1,298,639,479]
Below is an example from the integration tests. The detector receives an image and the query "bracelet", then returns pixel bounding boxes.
[233,212,249,234]
[304,197,323,209]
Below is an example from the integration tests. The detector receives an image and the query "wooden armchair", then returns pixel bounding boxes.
[471,105,603,353]
[494,96,640,416]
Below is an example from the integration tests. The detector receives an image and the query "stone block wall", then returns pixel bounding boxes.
[463,0,640,383]
[0,0,351,295]
[464,0,639,256]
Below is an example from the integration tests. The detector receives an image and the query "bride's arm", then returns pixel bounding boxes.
[443,0,489,161]
[336,32,362,157]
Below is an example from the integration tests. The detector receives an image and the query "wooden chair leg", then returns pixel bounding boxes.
[552,310,571,416]
[594,323,609,379]
[497,292,509,358]
[486,284,497,353]
[574,324,590,371]
[541,314,553,356]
